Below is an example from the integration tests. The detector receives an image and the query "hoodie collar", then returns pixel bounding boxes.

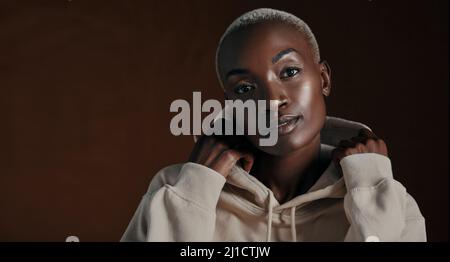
[226,144,346,210]
[225,116,371,210]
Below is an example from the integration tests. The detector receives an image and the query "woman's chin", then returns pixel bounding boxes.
[254,138,306,156]
[251,128,317,156]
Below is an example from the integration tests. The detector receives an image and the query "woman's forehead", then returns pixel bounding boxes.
[218,23,312,72]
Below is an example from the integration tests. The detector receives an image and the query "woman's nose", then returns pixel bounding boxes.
[258,81,289,110]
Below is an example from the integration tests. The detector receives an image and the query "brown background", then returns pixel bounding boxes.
[0,0,448,241]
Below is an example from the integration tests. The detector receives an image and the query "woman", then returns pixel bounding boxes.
[121,8,426,242]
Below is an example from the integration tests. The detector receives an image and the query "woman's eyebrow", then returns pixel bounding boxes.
[225,48,298,79]
[225,68,249,79]
[272,48,297,64]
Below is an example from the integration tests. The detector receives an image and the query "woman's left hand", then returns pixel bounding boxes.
[331,128,388,171]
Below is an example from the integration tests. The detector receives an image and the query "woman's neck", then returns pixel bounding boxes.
[252,134,324,203]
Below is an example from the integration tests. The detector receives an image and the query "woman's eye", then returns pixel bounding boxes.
[234,84,254,94]
[280,67,301,79]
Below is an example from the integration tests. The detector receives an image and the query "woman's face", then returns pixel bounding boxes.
[218,22,331,156]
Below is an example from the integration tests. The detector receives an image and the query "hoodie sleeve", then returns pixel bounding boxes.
[340,153,426,242]
[120,162,226,242]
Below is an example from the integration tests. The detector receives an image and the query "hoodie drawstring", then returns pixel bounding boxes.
[266,190,298,242]
[266,190,274,242]
[290,206,297,242]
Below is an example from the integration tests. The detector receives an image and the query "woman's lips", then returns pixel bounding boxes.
[277,114,303,135]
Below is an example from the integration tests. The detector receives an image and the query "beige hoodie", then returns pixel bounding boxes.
[121,116,426,242]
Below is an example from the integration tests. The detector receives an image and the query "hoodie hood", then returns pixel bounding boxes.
[223,116,371,241]
[121,115,426,242]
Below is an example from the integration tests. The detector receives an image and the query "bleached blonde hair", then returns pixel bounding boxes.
[215,8,320,88]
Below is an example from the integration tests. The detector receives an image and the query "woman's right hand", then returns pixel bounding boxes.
[188,135,254,178]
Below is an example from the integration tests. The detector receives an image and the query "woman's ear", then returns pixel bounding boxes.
[319,60,332,97]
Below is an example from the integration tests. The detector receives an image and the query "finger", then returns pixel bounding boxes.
[350,135,367,144]
[239,150,255,173]
[331,147,345,164]
[331,148,345,174]
[337,139,355,148]
[358,128,378,139]
[346,147,360,155]
[204,139,229,166]
[366,138,388,156]
[189,135,219,163]
[378,139,389,156]
[365,138,378,150]
[212,149,254,176]
[219,135,255,173]
[198,136,218,162]
[354,142,367,153]
[211,149,241,175]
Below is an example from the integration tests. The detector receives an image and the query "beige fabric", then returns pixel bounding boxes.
[121,116,426,242]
